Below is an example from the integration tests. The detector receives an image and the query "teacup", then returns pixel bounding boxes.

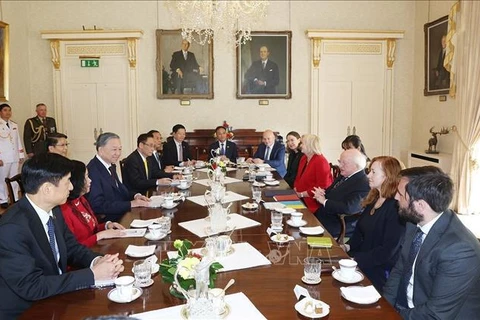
[339,259,357,280]
[290,212,303,224]
[148,224,162,238]
[216,235,232,257]
[265,172,274,180]
[179,179,188,188]
[114,276,135,301]
[209,288,226,314]
[258,166,266,172]
[183,167,192,174]
[164,195,174,207]
[237,157,245,164]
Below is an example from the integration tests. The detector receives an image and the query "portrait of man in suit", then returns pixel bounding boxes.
[237,32,291,99]
[169,39,204,94]
[424,15,450,95]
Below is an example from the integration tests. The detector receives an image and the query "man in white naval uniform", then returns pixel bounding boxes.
[0,104,25,208]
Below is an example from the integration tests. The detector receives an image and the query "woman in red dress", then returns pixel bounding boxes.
[294,134,333,213]
[61,160,125,247]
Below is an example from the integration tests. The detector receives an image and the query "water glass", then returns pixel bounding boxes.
[133,260,151,287]
[205,237,217,259]
[248,165,256,182]
[252,187,262,203]
[304,257,322,282]
[158,216,171,234]
[216,235,232,257]
[271,210,283,229]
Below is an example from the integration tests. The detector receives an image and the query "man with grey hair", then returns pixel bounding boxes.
[87,132,149,222]
[246,129,286,177]
[313,149,370,238]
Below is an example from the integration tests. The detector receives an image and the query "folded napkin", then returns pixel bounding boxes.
[263,202,285,210]
[340,285,381,304]
[125,245,156,257]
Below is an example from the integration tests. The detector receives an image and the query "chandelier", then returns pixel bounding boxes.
[172,0,269,46]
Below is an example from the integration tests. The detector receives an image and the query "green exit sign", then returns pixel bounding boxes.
[80,59,99,68]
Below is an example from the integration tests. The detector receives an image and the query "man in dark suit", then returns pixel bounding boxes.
[23,103,57,158]
[383,166,480,319]
[0,153,124,319]
[170,39,203,94]
[162,124,195,167]
[246,130,286,177]
[244,46,279,94]
[123,133,182,195]
[86,132,150,222]
[313,149,370,238]
[147,129,174,173]
[208,126,238,163]
[434,35,450,90]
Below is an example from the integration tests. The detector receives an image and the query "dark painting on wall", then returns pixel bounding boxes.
[424,15,449,96]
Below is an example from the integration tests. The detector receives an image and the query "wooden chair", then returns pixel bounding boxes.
[329,163,341,180]
[5,174,25,206]
[119,159,127,182]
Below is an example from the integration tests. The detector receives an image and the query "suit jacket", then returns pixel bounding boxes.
[244,59,280,94]
[347,198,405,293]
[123,150,173,194]
[23,116,57,155]
[170,50,200,75]
[284,151,303,188]
[383,211,480,319]
[0,197,99,319]
[208,140,238,163]
[86,156,132,222]
[294,154,333,213]
[314,170,370,238]
[162,139,193,166]
[253,142,286,177]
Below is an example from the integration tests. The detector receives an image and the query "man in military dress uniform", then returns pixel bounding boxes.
[23,103,57,158]
[0,104,25,208]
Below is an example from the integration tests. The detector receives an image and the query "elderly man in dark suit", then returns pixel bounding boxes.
[0,153,124,319]
[23,103,57,158]
[383,166,480,319]
[123,133,182,195]
[162,124,195,167]
[208,126,238,163]
[246,129,286,177]
[244,46,279,94]
[170,39,203,94]
[313,149,370,238]
[86,132,150,222]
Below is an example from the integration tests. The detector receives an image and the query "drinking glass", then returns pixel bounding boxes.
[133,260,152,287]
[303,257,322,282]
[271,210,283,229]
[248,165,256,182]
[158,216,171,234]
[216,235,232,257]
[204,237,217,259]
[252,187,262,203]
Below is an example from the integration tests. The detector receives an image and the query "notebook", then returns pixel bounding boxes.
[280,200,306,209]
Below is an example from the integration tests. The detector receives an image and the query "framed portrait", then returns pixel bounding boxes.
[156,29,214,99]
[236,31,292,99]
[0,21,9,102]
[424,15,449,96]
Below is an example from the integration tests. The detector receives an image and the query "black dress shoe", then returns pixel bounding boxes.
[0,203,9,209]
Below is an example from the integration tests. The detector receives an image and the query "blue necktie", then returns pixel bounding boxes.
[220,143,225,155]
[47,217,58,262]
[265,146,271,160]
[396,227,423,310]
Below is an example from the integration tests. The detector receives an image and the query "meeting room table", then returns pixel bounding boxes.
[21,166,400,319]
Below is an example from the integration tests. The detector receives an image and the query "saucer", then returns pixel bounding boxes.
[263,177,275,182]
[137,278,154,288]
[162,202,179,209]
[177,184,191,190]
[287,219,307,227]
[332,270,364,284]
[295,298,330,318]
[107,287,143,303]
[242,202,258,210]
[144,232,168,241]
[340,286,381,304]
[299,226,325,235]
[131,263,160,274]
[270,234,290,244]
[181,303,231,319]
[301,276,322,285]
[264,180,280,186]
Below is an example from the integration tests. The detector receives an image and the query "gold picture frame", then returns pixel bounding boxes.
[0,21,9,102]
[156,29,214,100]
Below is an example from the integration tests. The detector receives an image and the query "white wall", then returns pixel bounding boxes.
[3,0,416,162]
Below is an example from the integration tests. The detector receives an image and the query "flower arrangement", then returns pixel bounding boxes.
[160,239,223,292]
[208,156,228,174]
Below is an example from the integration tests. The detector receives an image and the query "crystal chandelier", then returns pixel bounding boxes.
[172,0,269,46]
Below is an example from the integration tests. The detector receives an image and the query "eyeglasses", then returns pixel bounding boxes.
[55,143,69,147]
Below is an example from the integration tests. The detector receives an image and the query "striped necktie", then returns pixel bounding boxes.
[144,159,149,178]
[47,217,58,262]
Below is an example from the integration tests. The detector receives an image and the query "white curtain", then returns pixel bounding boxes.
[451,0,480,213]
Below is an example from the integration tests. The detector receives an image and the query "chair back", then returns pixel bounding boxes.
[5,174,25,205]
[330,163,341,180]
[119,159,127,182]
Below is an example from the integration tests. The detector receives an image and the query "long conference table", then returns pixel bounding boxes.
[21,168,400,319]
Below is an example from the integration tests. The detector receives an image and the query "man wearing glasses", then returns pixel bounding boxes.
[123,133,181,195]
[46,133,69,157]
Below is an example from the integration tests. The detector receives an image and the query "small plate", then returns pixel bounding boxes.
[301,276,322,285]
[299,226,325,235]
[181,303,231,319]
[131,263,160,274]
[144,232,168,241]
[270,234,290,244]
[332,270,364,284]
[162,202,179,209]
[340,286,381,305]
[107,287,143,303]
[264,180,280,186]
[295,298,330,318]
[287,219,307,227]
[137,278,154,288]
[242,202,259,210]
[252,181,266,187]
[276,207,296,214]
